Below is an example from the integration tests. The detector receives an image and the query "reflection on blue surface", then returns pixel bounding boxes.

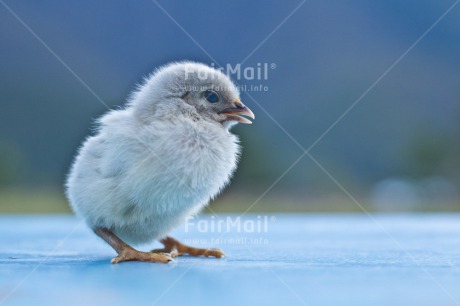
[1,214,460,306]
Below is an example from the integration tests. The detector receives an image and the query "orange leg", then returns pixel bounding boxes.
[152,236,224,258]
[93,227,172,264]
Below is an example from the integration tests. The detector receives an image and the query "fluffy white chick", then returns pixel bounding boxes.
[66,61,254,263]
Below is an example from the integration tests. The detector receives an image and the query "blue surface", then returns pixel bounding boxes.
[1,214,460,306]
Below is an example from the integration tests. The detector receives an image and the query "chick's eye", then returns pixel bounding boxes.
[203,90,220,103]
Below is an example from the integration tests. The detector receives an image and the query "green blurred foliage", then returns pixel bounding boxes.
[406,128,460,182]
[0,143,23,187]
[0,188,70,214]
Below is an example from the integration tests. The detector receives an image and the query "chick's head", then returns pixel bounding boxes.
[130,61,254,129]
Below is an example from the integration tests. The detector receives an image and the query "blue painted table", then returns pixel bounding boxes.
[1,214,459,306]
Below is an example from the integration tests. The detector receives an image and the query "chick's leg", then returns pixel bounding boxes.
[93,227,172,264]
[152,236,224,258]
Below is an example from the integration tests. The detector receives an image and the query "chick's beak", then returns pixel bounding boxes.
[219,100,255,124]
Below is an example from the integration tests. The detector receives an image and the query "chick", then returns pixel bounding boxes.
[66,62,254,263]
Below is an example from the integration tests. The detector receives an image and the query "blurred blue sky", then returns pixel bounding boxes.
[1,0,459,207]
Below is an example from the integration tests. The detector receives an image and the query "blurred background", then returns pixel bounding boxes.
[1,0,459,213]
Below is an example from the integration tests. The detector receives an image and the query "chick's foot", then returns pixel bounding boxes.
[151,236,224,258]
[93,227,172,264]
[112,247,172,264]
